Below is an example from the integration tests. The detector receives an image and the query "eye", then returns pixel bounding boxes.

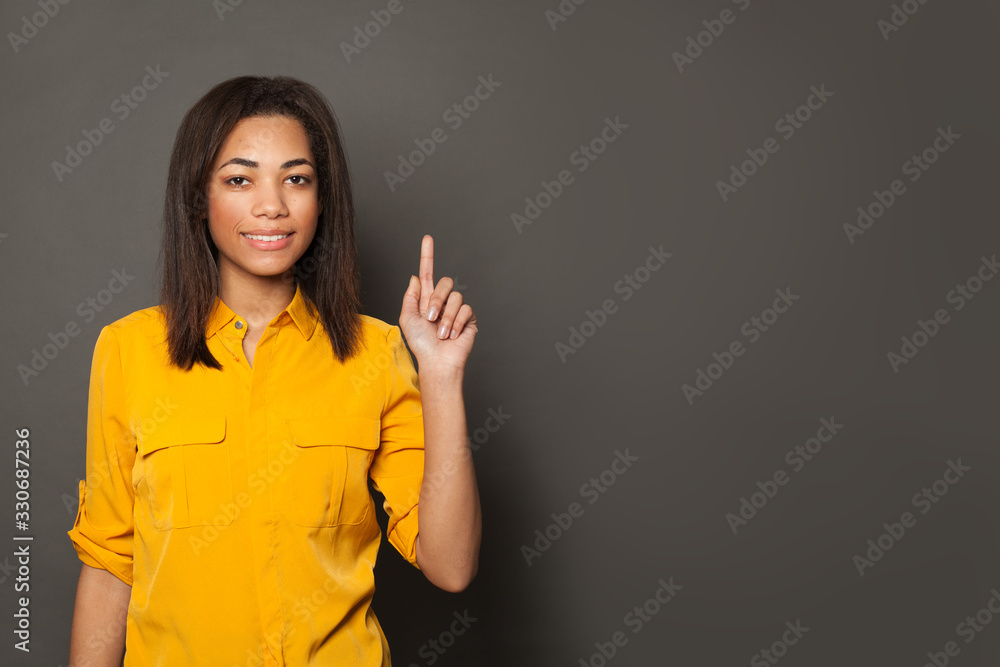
[287,175,312,185]
[225,176,249,187]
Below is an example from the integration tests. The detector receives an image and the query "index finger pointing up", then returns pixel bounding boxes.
[419,234,434,317]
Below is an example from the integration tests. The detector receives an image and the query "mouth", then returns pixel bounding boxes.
[240,230,295,250]
[241,232,291,241]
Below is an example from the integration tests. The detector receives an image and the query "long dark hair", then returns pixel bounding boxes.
[157,75,363,370]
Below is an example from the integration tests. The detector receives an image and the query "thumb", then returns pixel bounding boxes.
[400,275,420,320]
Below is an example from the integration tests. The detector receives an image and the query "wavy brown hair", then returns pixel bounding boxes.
[157,75,363,370]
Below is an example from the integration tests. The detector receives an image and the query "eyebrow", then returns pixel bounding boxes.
[217,157,315,171]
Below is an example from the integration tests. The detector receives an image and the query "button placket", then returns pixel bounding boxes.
[217,319,248,365]
[232,321,246,362]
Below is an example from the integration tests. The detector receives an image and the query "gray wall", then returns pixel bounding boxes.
[2,0,999,664]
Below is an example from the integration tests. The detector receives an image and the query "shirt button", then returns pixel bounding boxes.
[235,321,244,329]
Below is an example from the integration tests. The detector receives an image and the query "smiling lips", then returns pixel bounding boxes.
[240,230,294,250]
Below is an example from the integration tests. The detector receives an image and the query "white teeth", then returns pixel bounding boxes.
[242,233,289,241]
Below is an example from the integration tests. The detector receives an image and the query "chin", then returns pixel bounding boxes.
[239,261,298,279]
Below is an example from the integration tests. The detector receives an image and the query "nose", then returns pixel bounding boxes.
[251,179,289,219]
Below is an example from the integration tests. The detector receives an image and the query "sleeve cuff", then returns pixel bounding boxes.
[66,480,134,587]
[387,503,421,571]
[69,538,133,587]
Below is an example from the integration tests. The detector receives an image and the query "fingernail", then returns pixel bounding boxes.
[438,324,448,338]
[427,306,437,321]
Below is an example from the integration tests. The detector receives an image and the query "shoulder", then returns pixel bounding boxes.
[354,314,408,360]
[357,313,398,341]
[95,306,167,351]
[102,305,166,335]
[82,306,167,371]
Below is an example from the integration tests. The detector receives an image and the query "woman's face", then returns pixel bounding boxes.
[205,115,321,284]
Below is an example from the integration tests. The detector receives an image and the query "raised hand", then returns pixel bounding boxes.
[399,235,477,374]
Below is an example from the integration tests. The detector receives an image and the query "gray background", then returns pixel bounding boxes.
[1,0,999,664]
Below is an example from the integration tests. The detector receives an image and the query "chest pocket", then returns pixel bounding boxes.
[286,416,380,527]
[138,415,232,531]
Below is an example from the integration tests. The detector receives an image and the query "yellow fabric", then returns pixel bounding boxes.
[67,283,425,666]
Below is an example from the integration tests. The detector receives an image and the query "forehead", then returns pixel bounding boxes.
[215,115,312,160]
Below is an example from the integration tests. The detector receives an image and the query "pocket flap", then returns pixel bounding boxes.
[139,415,227,455]
[287,416,380,450]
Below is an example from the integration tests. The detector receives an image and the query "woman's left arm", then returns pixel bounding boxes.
[399,234,482,593]
[414,366,481,592]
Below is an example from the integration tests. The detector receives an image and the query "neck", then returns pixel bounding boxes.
[217,262,296,329]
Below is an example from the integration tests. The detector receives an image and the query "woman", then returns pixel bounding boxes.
[66,75,481,666]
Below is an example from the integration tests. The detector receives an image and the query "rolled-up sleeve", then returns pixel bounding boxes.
[67,325,135,587]
[370,325,424,570]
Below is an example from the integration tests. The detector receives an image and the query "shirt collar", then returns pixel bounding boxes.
[206,282,320,340]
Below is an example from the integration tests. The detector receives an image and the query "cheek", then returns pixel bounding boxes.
[293,198,321,232]
[293,194,320,217]
[208,195,244,231]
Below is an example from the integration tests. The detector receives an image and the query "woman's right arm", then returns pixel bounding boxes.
[67,326,136,665]
[68,564,131,666]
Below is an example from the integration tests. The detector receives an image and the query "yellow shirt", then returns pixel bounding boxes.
[67,283,425,666]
